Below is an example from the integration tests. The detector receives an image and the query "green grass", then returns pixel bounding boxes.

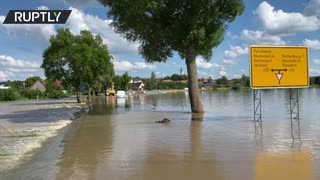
[9,131,38,138]
[0,152,10,157]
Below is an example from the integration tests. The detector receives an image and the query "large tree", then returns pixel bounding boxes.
[98,0,244,113]
[41,29,114,103]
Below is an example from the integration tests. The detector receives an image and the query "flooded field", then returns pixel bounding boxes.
[1,89,320,179]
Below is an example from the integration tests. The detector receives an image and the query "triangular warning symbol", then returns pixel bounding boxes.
[276,73,283,81]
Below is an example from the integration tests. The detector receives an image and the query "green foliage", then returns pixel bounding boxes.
[25,76,42,88]
[121,72,131,91]
[0,89,20,101]
[171,74,188,81]
[20,89,46,99]
[146,71,157,90]
[157,82,187,90]
[113,72,131,90]
[47,90,67,99]
[98,0,244,62]
[216,76,228,86]
[8,80,24,89]
[98,0,244,112]
[241,74,250,87]
[0,88,67,101]
[41,29,114,102]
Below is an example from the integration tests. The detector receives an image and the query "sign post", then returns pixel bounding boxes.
[250,46,309,125]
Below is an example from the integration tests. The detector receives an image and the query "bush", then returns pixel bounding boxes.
[47,90,67,99]
[0,89,20,101]
[232,83,241,90]
[20,89,45,99]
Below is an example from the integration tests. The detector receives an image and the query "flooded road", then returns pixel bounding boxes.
[2,89,320,179]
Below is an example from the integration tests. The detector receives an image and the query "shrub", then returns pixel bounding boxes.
[1,89,20,101]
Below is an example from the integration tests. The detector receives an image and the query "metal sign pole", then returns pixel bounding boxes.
[254,89,263,151]
[254,89,262,123]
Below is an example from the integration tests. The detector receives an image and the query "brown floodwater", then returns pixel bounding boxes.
[1,89,320,180]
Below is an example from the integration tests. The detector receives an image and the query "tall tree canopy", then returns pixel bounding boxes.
[41,29,114,102]
[98,0,244,113]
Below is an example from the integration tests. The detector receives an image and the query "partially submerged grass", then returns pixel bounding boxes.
[0,152,10,157]
[9,130,38,138]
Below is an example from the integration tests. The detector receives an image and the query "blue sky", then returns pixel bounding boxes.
[0,0,320,81]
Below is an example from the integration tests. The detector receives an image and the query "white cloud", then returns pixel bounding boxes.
[314,59,320,64]
[240,29,286,45]
[219,70,227,77]
[255,1,320,35]
[0,71,8,81]
[113,60,156,71]
[67,7,139,55]
[224,46,248,59]
[0,55,40,73]
[198,70,213,78]
[0,6,56,43]
[232,74,242,79]
[304,0,320,16]
[37,6,49,10]
[64,0,99,9]
[196,58,220,69]
[223,59,238,65]
[303,39,320,50]
[240,69,246,74]
[310,68,320,75]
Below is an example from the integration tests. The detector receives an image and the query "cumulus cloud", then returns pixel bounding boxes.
[219,70,227,77]
[240,29,286,45]
[66,7,139,55]
[196,58,220,69]
[314,59,320,64]
[304,0,320,16]
[113,60,156,71]
[0,55,40,73]
[64,0,99,9]
[0,71,8,81]
[255,1,320,35]
[310,68,320,75]
[222,46,247,65]
[303,39,320,50]
[232,74,242,79]
[224,46,248,59]
[223,59,238,65]
[0,6,56,43]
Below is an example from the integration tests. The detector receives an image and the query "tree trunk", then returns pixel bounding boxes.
[76,91,81,103]
[88,87,92,104]
[185,46,204,113]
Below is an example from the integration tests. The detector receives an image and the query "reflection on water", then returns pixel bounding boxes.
[2,89,320,179]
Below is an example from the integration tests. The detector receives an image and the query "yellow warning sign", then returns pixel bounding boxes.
[250,46,309,89]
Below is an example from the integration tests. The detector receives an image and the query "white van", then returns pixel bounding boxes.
[116,90,126,98]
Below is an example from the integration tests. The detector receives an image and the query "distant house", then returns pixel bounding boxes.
[200,82,216,89]
[162,79,173,83]
[131,82,144,91]
[174,80,188,84]
[130,77,142,84]
[30,81,46,92]
[54,80,64,90]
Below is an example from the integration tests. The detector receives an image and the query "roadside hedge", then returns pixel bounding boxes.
[0,88,68,101]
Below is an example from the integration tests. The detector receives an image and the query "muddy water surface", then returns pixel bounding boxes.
[2,89,320,180]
